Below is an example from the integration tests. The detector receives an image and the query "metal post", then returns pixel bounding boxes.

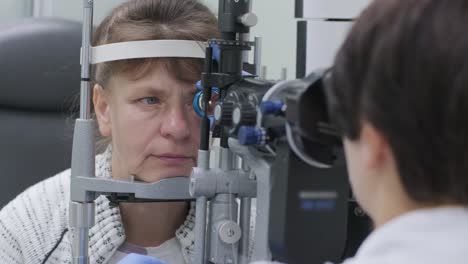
[254,37,262,77]
[220,147,234,171]
[70,202,95,264]
[194,197,208,264]
[261,66,267,80]
[281,67,288,80]
[193,149,210,264]
[32,0,53,17]
[80,0,93,120]
[70,2,95,264]
[240,33,250,63]
[239,197,251,264]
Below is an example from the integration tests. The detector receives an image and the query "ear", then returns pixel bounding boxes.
[93,84,112,137]
[360,122,392,171]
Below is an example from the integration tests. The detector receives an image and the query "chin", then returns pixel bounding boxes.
[139,167,193,183]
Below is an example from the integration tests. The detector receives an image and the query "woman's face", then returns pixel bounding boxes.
[94,64,200,182]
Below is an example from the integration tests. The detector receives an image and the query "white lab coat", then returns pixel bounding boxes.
[252,206,468,264]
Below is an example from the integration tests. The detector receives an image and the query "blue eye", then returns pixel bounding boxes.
[140,97,159,105]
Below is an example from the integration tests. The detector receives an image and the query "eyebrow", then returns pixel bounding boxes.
[132,83,167,94]
[132,83,198,100]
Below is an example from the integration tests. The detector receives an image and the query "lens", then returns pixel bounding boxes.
[194,88,220,117]
[199,90,220,116]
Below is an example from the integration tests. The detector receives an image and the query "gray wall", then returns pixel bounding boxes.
[251,0,296,80]
[0,0,31,22]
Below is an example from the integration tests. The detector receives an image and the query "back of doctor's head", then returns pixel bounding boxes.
[92,0,218,86]
[327,0,468,205]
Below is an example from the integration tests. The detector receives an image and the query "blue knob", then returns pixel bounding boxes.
[238,126,265,145]
[261,100,284,115]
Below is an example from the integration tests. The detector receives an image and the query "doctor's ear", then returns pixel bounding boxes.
[93,84,112,137]
[359,122,393,172]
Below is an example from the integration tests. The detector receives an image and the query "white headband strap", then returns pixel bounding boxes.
[90,40,207,64]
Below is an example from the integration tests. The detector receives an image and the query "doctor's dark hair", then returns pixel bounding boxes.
[327,0,468,204]
[92,0,218,86]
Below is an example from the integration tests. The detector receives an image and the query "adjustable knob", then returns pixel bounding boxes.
[218,220,241,244]
[238,13,258,28]
[232,103,257,127]
[261,100,285,116]
[214,102,235,126]
[238,126,266,145]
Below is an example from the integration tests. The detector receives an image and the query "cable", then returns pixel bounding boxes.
[42,228,69,264]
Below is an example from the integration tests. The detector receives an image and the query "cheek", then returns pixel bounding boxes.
[186,104,200,126]
[190,115,201,130]
[188,113,201,142]
[111,105,158,155]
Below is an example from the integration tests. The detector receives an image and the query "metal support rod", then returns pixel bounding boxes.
[254,37,262,77]
[70,202,95,264]
[220,147,234,171]
[194,197,207,264]
[33,0,53,17]
[239,197,252,264]
[261,66,267,80]
[71,2,95,264]
[80,0,93,120]
[193,149,210,264]
[200,47,213,151]
[198,150,210,171]
[281,68,288,80]
[240,33,250,63]
[193,40,214,264]
[73,228,89,264]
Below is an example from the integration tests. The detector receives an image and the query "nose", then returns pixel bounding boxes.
[159,104,191,141]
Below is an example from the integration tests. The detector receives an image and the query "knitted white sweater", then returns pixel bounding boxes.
[0,148,196,264]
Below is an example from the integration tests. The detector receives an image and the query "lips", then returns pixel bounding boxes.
[154,154,195,165]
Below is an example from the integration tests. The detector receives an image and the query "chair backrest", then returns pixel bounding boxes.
[0,17,82,207]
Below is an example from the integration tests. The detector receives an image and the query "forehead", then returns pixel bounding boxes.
[108,62,197,93]
[114,57,202,82]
